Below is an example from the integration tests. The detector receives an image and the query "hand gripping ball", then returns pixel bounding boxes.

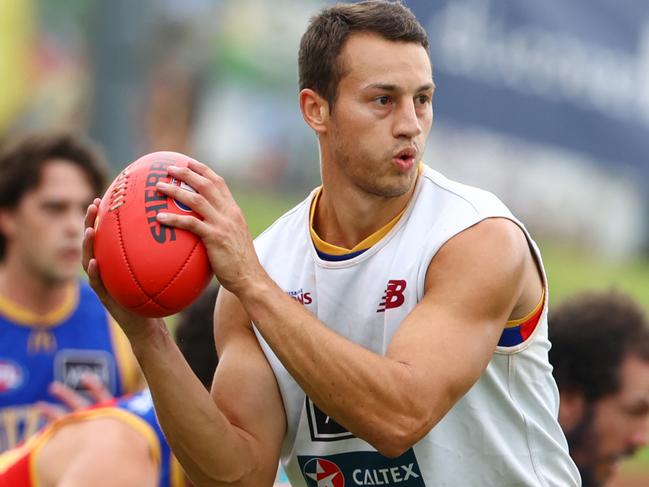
[93,151,212,317]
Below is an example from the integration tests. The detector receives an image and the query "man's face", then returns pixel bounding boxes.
[325,32,434,198]
[568,355,649,486]
[1,159,95,284]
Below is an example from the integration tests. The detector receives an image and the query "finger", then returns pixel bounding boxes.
[84,200,99,230]
[156,212,207,237]
[166,164,211,193]
[82,227,95,271]
[80,373,114,403]
[87,258,111,301]
[86,258,131,323]
[167,163,233,203]
[48,381,90,411]
[185,160,234,199]
[184,159,215,180]
[34,401,67,422]
[156,181,214,220]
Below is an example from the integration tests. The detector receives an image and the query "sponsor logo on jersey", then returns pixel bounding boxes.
[287,288,313,305]
[27,328,57,354]
[0,360,25,393]
[299,450,424,486]
[170,177,197,212]
[54,350,116,395]
[377,280,407,313]
[306,397,354,442]
[302,458,345,487]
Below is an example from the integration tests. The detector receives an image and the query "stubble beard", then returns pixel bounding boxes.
[330,140,417,199]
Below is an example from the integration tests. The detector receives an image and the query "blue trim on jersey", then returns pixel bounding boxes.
[498,326,524,347]
[316,248,368,261]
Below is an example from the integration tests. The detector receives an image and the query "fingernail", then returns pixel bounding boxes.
[167,165,178,172]
[157,182,169,189]
[157,213,169,221]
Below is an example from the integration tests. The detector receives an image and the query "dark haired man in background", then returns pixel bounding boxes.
[551,291,649,487]
[0,285,220,487]
[0,131,140,452]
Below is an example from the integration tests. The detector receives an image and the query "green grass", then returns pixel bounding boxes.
[542,244,649,312]
[232,186,305,237]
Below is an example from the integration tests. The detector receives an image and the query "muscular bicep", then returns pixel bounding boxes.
[212,288,286,481]
[386,218,534,416]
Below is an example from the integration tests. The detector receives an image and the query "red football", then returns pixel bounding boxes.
[94,151,212,317]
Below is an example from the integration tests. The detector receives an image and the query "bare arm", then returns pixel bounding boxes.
[37,418,157,487]
[82,201,285,486]
[149,290,286,486]
[154,163,540,458]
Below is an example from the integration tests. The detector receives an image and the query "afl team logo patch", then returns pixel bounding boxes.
[0,360,25,393]
[303,458,345,487]
[54,350,116,395]
[306,397,354,442]
[170,178,197,212]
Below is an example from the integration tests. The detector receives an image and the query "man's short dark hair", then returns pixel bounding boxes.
[549,290,649,401]
[0,131,108,259]
[175,284,219,390]
[298,0,429,108]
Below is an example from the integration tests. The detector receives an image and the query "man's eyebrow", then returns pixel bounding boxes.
[363,82,436,92]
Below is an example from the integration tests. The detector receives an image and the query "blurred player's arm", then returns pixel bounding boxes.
[36,418,158,487]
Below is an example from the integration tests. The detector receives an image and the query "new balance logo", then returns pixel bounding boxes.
[377,279,407,312]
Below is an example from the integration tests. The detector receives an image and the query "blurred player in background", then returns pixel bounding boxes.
[0,284,219,487]
[83,1,579,485]
[0,284,289,487]
[0,132,140,452]
[550,290,649,487]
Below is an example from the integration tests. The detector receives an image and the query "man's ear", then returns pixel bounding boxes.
[0,209,16,239]
[299,88,329,135]
[558,388,586,431]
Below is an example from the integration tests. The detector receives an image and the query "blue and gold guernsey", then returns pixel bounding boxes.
[0,280,140,452]
[0,389,186,487]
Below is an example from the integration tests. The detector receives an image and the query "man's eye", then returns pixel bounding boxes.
[417,95,431,105]
[42,203,67,214]
[376,96,390,106]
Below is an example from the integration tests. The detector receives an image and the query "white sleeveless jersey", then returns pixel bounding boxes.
[253,165,580,487]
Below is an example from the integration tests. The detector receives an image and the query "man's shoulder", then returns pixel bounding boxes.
[420,165,508,209]
[419,165,513,220]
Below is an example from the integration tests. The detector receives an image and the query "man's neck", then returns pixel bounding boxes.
[314,177,417,250]
[0,260,74,316]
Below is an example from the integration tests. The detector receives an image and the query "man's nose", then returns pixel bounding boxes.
[392,100,423,140]
[629,419,649,449]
